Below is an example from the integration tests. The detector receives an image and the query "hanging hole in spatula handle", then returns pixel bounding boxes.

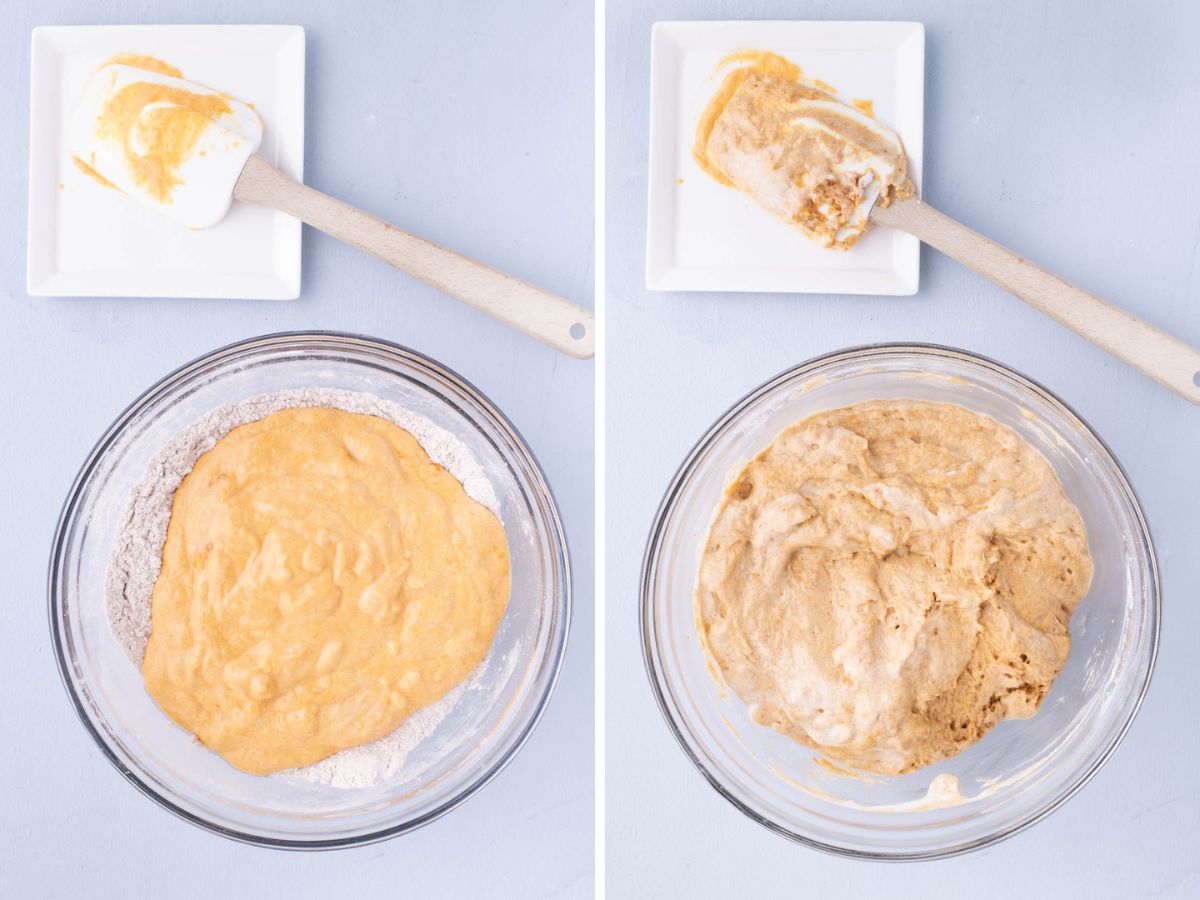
[872,198,1200,406]
[234,155,595,359]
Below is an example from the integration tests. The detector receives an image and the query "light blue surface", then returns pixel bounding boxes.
[0,2,593,898]
[607,1,1198,897]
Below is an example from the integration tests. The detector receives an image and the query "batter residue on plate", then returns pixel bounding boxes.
[694,50,914,249]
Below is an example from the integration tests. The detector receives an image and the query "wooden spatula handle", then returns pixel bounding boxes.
[871,197,1200,405]
[234,155,594,359]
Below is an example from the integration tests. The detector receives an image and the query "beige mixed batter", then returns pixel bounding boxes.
[694,50,914,249]
[696,400,1092,774]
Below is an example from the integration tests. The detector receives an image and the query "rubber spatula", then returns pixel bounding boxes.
[70,63,594,359]
[868,198,1200,405]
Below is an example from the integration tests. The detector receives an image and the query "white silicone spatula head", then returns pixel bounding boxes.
[69,64,262,228]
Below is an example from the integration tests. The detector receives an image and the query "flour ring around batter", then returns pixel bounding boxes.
[106,389,511,784]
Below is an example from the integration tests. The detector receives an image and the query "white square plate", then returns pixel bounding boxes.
[646,20,924,295]
[27,25,305,300]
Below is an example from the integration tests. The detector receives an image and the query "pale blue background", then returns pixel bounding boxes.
[607,1,1198,897]
[0,1,593,898]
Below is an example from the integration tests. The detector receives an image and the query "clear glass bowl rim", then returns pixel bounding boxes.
[640,341,1161,861]
[48,330,573,850]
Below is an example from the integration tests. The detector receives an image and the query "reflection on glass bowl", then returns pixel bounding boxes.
[50,332,570,849]
[642,344,1158,860]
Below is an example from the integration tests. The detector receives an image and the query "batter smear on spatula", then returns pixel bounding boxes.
[70,55,263,227]
[694,50,914,249]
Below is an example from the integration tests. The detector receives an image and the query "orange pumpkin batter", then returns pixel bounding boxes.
[141,407,511,775]
[72,55,235,203]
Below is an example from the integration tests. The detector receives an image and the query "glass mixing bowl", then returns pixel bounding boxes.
[641,344,1159,860]
[49,332,571,849]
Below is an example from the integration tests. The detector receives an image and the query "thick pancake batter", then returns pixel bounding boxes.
[696,400,1092,774]
[694,50,913,249]
[142,407,510,775]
